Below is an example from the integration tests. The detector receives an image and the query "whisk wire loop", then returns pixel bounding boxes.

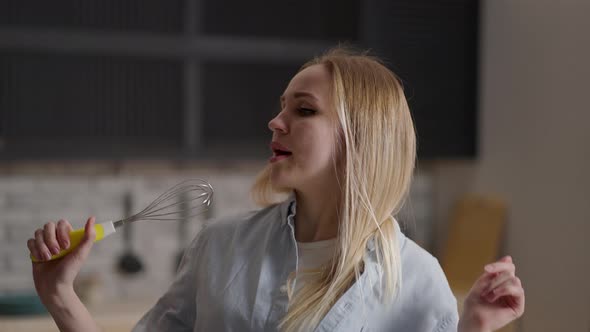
[118,179,213,225]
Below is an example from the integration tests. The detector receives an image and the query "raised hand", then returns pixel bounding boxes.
[459,256,525,332]
[27,217,96,301]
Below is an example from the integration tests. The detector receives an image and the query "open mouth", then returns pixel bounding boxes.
[270,142,292,162]
[273,149,292,157]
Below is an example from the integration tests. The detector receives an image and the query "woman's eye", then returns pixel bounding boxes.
[298,108,317,116]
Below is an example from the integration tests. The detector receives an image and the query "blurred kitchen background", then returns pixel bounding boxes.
[0,0,588,331]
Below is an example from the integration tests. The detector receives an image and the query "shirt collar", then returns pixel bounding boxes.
[279,194,404,253]
[280,193,382,252]
[278,192,297,228]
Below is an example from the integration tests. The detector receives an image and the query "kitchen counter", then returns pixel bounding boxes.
[0,298,157,332]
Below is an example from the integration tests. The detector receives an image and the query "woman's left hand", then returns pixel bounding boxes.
[458,255,525,332]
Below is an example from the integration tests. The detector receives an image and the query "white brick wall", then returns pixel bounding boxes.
[0,171,260,301]
[0,169,433,302]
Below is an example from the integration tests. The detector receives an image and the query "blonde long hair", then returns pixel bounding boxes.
[251,47,416,331]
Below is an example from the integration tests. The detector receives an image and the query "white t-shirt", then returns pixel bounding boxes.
[293,238,336,294]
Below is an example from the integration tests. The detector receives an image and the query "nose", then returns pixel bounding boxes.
[268,111,288,134]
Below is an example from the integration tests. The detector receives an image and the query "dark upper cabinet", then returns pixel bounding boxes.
[201,61,300,157]
[202,0,360,42]
[0,52,184,158]
[0,0,478,160]
[359,0,479,159]
[0,0,184,33]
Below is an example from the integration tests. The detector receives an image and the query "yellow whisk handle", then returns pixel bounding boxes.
[30,221,116,262]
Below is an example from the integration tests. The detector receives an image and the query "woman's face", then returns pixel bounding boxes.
[267,64,340,192]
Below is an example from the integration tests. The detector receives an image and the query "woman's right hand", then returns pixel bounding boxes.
[27,217,96,302]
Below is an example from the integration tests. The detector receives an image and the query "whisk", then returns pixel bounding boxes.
[30,178,213,262]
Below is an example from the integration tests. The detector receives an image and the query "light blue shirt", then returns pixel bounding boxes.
[132,197,458,331]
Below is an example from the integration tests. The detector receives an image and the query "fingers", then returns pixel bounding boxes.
[34,228,51,261]
[83,217,96,243]
[28,219,75,262]
[27,238,40,262]
[56,219,73,250]
[70,217,96,262]
[470,269,497,293]
[484,256,516,275]
[482,275,520,300]
[482,276,525,314]
[479,255,526,316]
[43,222,61,256]
[482,270,516,294]
[499,255,512,263]
[470,256,516,294]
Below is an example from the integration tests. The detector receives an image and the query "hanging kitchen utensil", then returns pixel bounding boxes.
[173,190,189,272]
[117,191,143,275]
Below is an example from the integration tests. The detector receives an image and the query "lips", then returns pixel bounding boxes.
[270,142,292,162]
[270,142,292,155]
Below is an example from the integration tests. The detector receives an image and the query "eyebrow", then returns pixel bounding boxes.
[280,91,319,103]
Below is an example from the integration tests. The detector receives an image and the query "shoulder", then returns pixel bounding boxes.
[205,202,283,234]
[191,201,286,249]
[396,229,458,326]
[399,232,450,294]
[364,226,459,330]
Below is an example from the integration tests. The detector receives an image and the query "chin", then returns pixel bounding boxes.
[269,172,295,192]
[270,179,293,192]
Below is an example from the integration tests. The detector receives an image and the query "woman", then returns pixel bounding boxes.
[28,48,524,331]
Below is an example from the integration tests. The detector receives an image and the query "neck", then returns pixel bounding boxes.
[293,186,340,243]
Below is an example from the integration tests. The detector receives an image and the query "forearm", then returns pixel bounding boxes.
[42,286,101,332]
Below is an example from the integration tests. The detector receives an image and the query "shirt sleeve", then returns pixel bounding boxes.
[433,312,459,332]
[388,234,461,332]
[131,226,209,332]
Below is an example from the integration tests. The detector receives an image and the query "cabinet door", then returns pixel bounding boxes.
[361,0,479,159]
[201,61,300,158]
